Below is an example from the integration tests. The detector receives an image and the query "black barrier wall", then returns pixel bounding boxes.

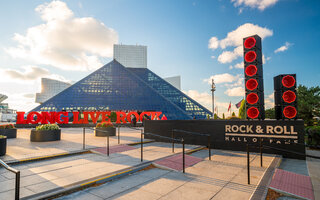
[144,119,306,159]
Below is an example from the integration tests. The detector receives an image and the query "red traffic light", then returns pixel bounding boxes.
[244,37,256,49]
[247,93,259,104]
[246,79,258,90]
[244,51,257,63]
[282,75,295,88]
[245,65,257,76]
[283,106,297,119]
[282,90,296,103]
[247,107,259,119]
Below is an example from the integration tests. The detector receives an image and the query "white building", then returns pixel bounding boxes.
[164,76,181,90]
[35,78,71,104]
[114,44,147,68]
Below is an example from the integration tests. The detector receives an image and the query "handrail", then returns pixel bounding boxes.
[263,145,320,159]
[0,159,19,173]
[172,129,211,160]
[141,131,186,173]
[144,132,181,142]
[173,129,209,136]
[0,159,20,200]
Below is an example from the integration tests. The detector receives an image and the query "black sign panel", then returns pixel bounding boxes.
[144,119,305,159]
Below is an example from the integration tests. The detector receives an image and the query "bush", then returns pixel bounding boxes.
[96,122,114,128]
[226,116,241,120]
[36,124,60,131]
[0,124,15,129]
[110,112,117,122]
[306,126,320,146]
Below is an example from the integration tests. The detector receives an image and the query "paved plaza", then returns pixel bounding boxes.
[0,128,319,200]
[57,150,277,200]
[2,127,145,162]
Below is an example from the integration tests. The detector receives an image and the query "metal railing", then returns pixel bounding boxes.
[246,139,320,185]
[172,129,211,160]
[141,131,186,173]
[0,159,20,200]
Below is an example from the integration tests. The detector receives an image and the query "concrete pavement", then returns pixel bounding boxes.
[57,149,278,200]
[306,149,320,200]
[0,142,197,199]
[1,127,146,162]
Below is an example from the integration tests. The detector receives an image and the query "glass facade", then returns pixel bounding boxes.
[31,60,212,120]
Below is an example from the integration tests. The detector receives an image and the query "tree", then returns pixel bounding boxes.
[222,113,225,119]
[238,99,246,119]
[232,112,236,117]
[265,108,275,119]
[297,85,320,126]
[214,113,219,119]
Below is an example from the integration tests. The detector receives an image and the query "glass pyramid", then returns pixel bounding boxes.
[31,60,212,120]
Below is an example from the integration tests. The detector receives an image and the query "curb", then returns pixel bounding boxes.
[22,144,202,199]
[23,162,153,200]
[6,149,91,166]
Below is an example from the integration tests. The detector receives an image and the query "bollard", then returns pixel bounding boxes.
[172,130,175,153]
[141,131,143,162]
[260,138,263,167]
[107,134,110,156]
[247,144,250,185]
[118,126,120,144]
[83,128,85,150]
[208,135,211,160]
[182,138,185,173]
[15,171,20,200]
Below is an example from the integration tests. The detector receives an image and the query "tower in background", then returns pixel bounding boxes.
[113,44,147,68]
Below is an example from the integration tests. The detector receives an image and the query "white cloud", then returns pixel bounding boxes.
[6,0,118,71]
[3,93,39,112]
[274,42,293,53]
[203,73,240,84]
[229,61,244,69]
[184,90,212,109]
[224,86,245,97]
[208,37,219,49]
[225,77,244,87]
[265,93,274,109]
[0,66,70,84]
[183,90,238,118]
[231,0,279,11]
[208,23,273,64]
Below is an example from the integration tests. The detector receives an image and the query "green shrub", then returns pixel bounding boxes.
[36,124,60,131]
[110,112,117,122]
[0,135,6,139]
[0,124,15,129]
[96,122,114,128]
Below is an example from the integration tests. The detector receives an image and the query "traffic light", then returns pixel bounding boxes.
[243,35,265,119]
[274,74,298,120]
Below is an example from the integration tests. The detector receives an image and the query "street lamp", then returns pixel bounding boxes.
[211,79,216,118]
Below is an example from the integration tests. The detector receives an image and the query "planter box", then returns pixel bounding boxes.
[0,137,7,156]
[30,129,61,142]
[0,129,17,139]
[95,127,116,137]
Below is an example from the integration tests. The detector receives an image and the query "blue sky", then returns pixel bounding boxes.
[0,0,319,116]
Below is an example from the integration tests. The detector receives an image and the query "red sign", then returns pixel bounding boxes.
[16,111,166,124]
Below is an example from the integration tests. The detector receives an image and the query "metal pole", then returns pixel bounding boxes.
[172,130,175,153]
[107,134,109,156]
[247,144,250,185]
[211,79,216,118]
[182,138,185,173]
[15,171,20,200]
[141,131,143,162]
[118,126,120,144]
[260,138,263,167]
[83,128,85,150]
[208,135,211,160]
